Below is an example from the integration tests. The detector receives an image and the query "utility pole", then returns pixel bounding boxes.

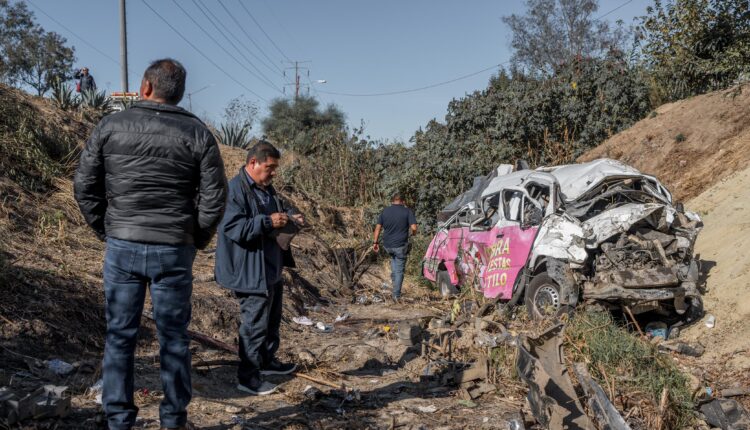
[283,61,311,100]
[119,0,129,92]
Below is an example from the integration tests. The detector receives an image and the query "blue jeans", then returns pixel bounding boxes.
[384,245,408,299]
[102,238,196,430]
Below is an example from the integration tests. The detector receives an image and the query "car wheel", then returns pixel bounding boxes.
[437,270,458,297]
[525,273,572,319]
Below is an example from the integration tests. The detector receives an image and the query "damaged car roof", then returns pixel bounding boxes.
[541,159,668,203]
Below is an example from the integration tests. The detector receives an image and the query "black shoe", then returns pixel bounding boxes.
[261,359,297,375]
[237,379,278,396]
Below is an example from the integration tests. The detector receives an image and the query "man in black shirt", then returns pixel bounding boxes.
[372,193,417,300]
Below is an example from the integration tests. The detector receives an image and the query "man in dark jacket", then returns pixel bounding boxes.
[74,67,96,92]
[74,58,226,430]
[215,141,303,395]
[372,193,417,301]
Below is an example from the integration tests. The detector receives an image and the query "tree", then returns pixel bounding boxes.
[0,0,34,82]
[637,0,750,102]
[0,0,75,95]
[223,95,259,130]
[261,95,346,155]
[17,30,75,95]
[502,0,628,75]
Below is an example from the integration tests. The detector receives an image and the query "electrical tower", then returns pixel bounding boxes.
[283,61,311,100]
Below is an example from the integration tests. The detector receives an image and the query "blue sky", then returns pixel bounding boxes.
[26,0,652,142]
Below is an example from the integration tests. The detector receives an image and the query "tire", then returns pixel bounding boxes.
[437,270,458,298]
[525,272,572,320]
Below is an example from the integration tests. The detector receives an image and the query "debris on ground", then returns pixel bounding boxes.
[700,398,750,429]
[515,323,595,429]
[0,385,71,425]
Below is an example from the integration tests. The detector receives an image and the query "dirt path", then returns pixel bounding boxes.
[66,296,521,429]
[682,165,750,370]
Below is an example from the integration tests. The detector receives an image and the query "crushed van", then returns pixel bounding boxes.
[423,159,704,320]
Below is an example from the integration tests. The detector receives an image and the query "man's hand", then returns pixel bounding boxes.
[372,243,379,253]
[270,212,288,229]
[291,213,306,226]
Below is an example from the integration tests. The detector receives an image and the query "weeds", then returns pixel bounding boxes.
[218,122,251,149]
[566,311,694,428]
[675,133,687,142]
[51,80,80,111]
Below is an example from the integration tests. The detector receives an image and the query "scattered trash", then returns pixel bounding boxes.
[382,325,391,333]
[230,415,248,425]
[316,321,333,332]
[457,399,478,408]
[303,385,322,401]
[292,316,314,326]
[645,322,668,339]
[297,349,316,365]
[303,304,321,312]
[417,404,438,413]
[657,341,705,357]
[46,359,75,377]
[224,405,243,414]
[0,385,71,425]
[334,313,350,323]
[508,417,526,430]
[88,378,103,405]
[700,398,750,429]
[705,314,716,328]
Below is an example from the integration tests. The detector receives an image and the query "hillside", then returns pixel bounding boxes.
[580,84,750,202]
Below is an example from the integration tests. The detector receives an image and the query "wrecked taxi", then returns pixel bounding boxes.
[423,158,703,320]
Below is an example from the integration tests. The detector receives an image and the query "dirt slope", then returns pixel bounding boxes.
[681,166,750,370]
[580,85,750,202]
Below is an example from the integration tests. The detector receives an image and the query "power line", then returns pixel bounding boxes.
[318,62,506,97]
[194,0,283,79]
[25,0,141,87]
[170,0,282,93]
[25,0,120,66]
[595,0,634,20]
[140,0,267,102]
[216,0,285,74]
[236,0,291,62]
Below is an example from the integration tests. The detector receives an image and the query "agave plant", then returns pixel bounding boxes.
[218,122,251,149]
[80,89,113,114]
[50,79,80,111]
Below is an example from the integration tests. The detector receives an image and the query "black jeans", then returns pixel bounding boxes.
[235,281,283,384]
[102,238,195,430]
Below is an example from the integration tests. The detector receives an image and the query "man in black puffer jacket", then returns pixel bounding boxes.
[74,58,226,430]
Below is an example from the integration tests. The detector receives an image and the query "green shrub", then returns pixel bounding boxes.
[566,311,694,428]
[50,79,79,111]
[218,122,251,149]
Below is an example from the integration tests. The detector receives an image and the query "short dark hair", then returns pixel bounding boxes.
[391,192,403,202]
[246,140,281,164]
[142,58,186,104]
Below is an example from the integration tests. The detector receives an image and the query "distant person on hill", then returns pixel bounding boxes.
[74,67,96,92]
[74,58,227,430]
[214,141,305,396]
[372,193,418,301]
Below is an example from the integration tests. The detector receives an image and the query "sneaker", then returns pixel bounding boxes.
[237,380,278,396]
[261,359,297,375]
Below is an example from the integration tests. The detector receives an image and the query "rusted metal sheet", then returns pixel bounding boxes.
[515,324,595,430]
